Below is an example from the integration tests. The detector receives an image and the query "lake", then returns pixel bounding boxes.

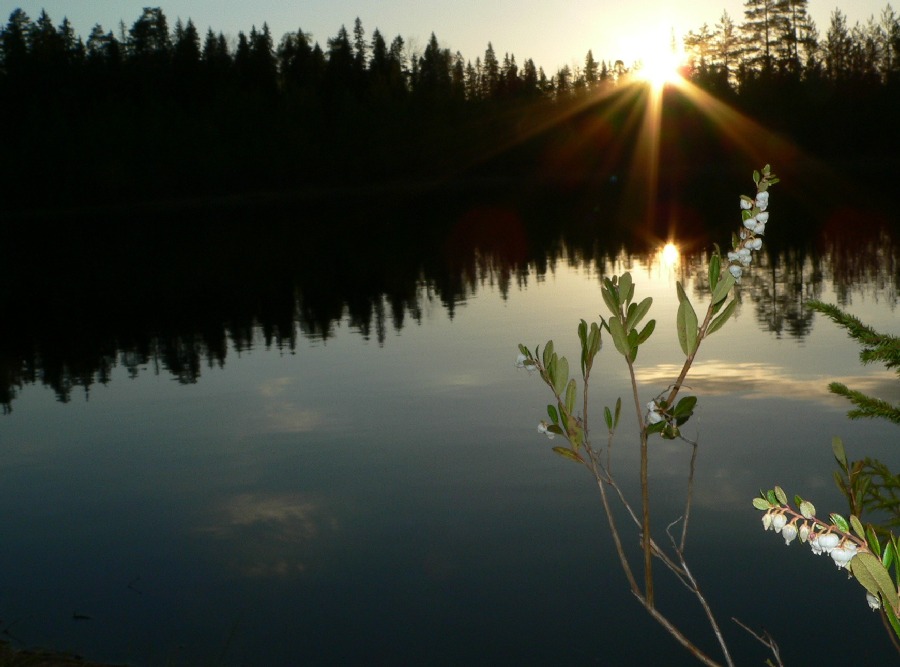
[1,176,899,665]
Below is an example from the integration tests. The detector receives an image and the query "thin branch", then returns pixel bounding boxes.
[732,617,784,667]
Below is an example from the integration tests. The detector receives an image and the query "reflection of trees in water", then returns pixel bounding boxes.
[1,196,896,412]
[742,249,823,339]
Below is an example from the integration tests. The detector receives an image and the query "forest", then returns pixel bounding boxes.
[1,2,899,212]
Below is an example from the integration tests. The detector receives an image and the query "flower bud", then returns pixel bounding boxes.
[809,532,823,555]
[818,532,841,553]
[781,523,798,545]
[831,544,856,569]
[867,592,881,611]
[744,238,763,251]
[537,421,555,440]
[771,513,787,532]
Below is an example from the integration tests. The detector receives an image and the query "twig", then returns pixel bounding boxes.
[732,617,784,667]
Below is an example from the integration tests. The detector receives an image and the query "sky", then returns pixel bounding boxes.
[6,0,891,72]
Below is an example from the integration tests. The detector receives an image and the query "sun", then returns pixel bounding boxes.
[626,24,686,91]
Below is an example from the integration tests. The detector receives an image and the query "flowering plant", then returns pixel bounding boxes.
[755,302,900,650]
[515,166,779,666]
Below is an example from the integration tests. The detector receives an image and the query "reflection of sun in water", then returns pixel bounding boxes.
[660,242,680,267]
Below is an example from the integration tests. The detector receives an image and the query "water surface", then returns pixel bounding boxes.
[1,187,899,665]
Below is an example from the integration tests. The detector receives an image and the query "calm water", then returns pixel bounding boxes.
[2,183,899,666]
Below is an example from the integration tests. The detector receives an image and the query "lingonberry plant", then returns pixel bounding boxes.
[515,166,779,666]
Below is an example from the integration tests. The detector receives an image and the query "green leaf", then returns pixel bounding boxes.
[884,598,900,642]
[604,406,613,430]
[850,515,866,541]
[707,299,737,336]
[542,340,554,369]
[865,524,881,558]
[565,379,577,415]
[646,421,666,435]
[547,404,559,424]
[614,397,621,428]
[774,486,788,506]
[882,539,894,569]
[849,552,900,612]
[752,497,771,511]
[676,280,689,305]
[637,319,656,344]
[832,436,848,469]
[553,357,569,398]
[765,489,778,505]
[609,316,631,359]
[663,423,680,439]
[753,169,760,184]
[602,284,619,315]
[626,297,653,332]
[674,396,697,418]
[708,253,721,292]
[588,324,601,359]
[552,446,585,465]
[618,273,633,307]
[677,299,699,356]
[710,271,735,306]
[830,513,850,533]
[799,500,816,519]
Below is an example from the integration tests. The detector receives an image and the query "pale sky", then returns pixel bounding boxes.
[5,0,890,71]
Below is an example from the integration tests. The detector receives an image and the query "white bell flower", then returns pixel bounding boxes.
[817,532,841,553]
[516,354,536,372]
[830,543,857,569]
[867,592,881,611]
[744,238,763,251]
[537,421,555,439]
[756,191,769,210]
[729,265,743,280]
[781,523,798,544]
[771,513,787,532]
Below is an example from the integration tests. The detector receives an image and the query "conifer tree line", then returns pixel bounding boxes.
[683,1,900,90]
[1,5,898,210]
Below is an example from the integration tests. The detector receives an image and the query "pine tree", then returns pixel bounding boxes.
[584,50,598,89]
[741,0,783,72]
[808,301,900,424]
[482,42,499,99]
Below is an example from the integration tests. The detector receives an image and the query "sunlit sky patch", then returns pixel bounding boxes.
[11,0,888,72]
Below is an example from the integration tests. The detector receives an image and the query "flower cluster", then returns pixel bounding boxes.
[515,353,537,373]
[728,189,770,282]
[646,400,666,426]
[761,507,861,570]
[754,491,896,614]
[537,420,555,439]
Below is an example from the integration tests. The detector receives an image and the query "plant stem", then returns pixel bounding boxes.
[626,355,654,607]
